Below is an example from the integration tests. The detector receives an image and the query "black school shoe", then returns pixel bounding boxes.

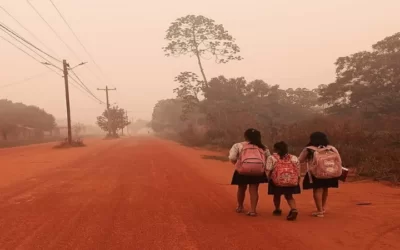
[272,209,282,216]
[287,209,298,221]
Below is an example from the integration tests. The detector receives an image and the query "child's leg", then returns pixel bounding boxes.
[285,194,299,221]
[322,188,328,212]
[312,188,324,217]
[272,194,282,215]
[237,184,247,211]
[273,194,281,210]
[248,184,259,214]
[284,194,297,210]
[313,188,323,212]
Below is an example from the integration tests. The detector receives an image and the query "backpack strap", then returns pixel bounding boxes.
[324,145,336,152]
[305,148,316,184]
[272,153,280,161]
[307,145,335,150]
[306,162,314,184]
[306,146,318,151]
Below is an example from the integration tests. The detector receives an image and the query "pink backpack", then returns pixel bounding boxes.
[235,143,266,176]
[270,154,299,187]
[307,146,342,179]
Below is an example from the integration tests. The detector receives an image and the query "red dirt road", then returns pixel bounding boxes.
[0,137,399,250]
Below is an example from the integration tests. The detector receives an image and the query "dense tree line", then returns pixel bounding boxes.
[320,32,400,117]
[0,99,56,140]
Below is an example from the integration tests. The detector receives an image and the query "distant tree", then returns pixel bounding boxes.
[151,99,184,133]
[284,88,319,109]
[96,106,130,137]
[154,75,320,144]
[0,123,16,140]
[0,99,56,140]
[173,71,203,120]
[173,71,202,101]
[201,76,252,138]
[200,77,318,129]
[163,15,242,85]
[320,32,400,116]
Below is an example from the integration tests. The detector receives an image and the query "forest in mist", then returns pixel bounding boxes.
[152,16,400,182]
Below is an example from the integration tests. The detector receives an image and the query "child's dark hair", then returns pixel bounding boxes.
[306,132,330,160]
[244,128,266,150]
[274,141,289,158]
[307,132,330,147]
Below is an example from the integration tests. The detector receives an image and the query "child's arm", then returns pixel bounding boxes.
[332,146,343,166]
[228,143,240,164]
[264,148,271,157]
[265,156,275,176]
[292,155,301,177]
[298,148,308,163]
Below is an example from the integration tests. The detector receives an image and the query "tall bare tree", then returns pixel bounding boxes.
[163,15,242,85]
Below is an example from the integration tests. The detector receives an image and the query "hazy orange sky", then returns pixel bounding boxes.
[1,0,399,125]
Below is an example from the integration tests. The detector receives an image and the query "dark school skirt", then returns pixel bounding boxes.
[231,171,268,185]
[303,172,339,190]
[267,181,301,195]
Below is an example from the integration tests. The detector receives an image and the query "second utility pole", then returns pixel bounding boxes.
[63,59,72,145]
[97,86,116,136]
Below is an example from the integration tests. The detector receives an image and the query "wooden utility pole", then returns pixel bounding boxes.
[63,59,72,144]
[97,86,116,135]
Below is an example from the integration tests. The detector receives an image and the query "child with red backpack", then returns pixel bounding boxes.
[229,128,270,217]
[299,132,343,218]
[266,141,301,221]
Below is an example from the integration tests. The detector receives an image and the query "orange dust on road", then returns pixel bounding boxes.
[0,137,399,249]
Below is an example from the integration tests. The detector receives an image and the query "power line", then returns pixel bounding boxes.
[23,0,113,91]
[68,75,104,104]
[0,5,60,58]
[0,21,61,63]
[0,24,62,71]
[26,0,81,62]
[69,69,105,104]
[0,27,103,105]
[1,3,106,106]
[0,70,51,89]
[70,69,97,95]
[48,0,111,86]
[0,34,63,77]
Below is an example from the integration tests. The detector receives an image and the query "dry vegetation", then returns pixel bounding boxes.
[53,138,86,149]
[154,16,400,183]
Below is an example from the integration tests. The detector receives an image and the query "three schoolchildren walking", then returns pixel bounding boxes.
[229,129,344,220]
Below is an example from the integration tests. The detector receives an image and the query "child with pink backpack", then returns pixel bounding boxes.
[299,132,343,218]
[266,141,301,221]
[229,128,270,217]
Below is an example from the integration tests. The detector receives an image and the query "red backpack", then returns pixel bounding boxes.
[235,143,266,176]
[270,154,299,187]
